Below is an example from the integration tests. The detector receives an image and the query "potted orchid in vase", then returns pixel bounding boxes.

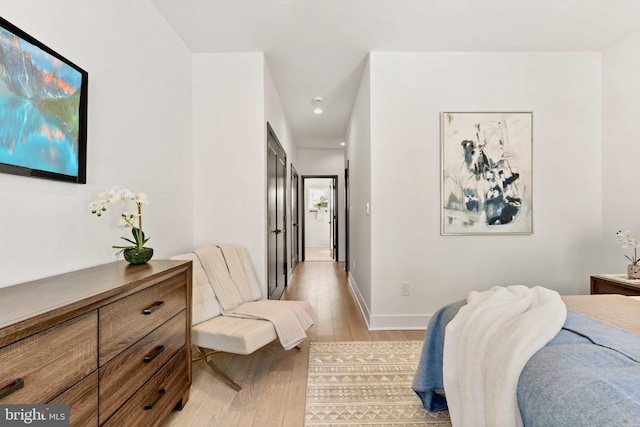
[90,186,153,264]
[616,230,640,279]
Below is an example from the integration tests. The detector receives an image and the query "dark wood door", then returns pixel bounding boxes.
[330,178,337,260]
[276,154,286,292]
[345,162,350,273]
[291,165,299,272]
[267,123,287,300]
[267,142,278,299]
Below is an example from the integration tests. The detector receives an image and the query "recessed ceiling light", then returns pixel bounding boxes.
[313,107,323,114]
[340,141,346,146]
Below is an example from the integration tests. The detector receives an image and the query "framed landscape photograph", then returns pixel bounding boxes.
[441,111,533,235]
[0,17,88,183]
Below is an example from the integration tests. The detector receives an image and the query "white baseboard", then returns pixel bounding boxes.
[347,273,433,331]
[347,273,371,329]
[368,314,432,330]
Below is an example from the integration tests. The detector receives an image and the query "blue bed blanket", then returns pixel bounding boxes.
[518,310,640,426]
[411,299,466,412]
[412,304,640,426]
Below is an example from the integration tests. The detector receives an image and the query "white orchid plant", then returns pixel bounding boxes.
[90,186,150,254]
[616,230,640,265]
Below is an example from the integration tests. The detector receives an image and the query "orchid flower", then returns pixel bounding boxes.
[90,186,150,253]
[616,230,640,265]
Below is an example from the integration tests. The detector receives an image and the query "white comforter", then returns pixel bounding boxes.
[443,285,566,427]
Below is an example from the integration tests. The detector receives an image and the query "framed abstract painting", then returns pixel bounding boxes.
[0,17,88,184]
[441,111,533,235]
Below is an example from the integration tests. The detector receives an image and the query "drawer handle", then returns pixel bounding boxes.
[143,301,165,315]
[0,378,24,400]
[143,345,165,363]
[143,388,165,410]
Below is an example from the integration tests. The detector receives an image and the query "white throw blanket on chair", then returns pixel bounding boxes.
[195,245,315,350]
[443,285,566,427]
[195,245,253,310]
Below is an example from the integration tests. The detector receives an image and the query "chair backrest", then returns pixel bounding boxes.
[171,245,263,326]
[171,252,221,326]
[230,246,263,301]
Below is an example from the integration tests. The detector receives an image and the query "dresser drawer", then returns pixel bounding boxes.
[99,272,187,365]
[102,348,188,427]
[99,311,186,421]
[50,371,98,427]
[0,312,97,404]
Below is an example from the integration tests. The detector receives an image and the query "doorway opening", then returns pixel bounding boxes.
[301,175,338,262]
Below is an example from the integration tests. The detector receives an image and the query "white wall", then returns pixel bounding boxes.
[346,58,372,322]
[297,149,346,261]
[359,52,602,328]
[602,29,640,271]
[0,0,193,288]
[192,53,267,291]
[192,54,295,296]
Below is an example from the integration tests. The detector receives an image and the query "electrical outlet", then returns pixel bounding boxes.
[401,282,410,296]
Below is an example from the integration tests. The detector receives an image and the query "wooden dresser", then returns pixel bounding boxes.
[590,274,640,296]
[0,260,192,427]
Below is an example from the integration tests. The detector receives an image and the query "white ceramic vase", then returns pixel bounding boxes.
[628,264,640,279]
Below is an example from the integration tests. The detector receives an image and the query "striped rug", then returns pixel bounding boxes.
[305,341,451,426]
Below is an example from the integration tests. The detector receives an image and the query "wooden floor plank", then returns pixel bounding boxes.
[251,369,291,426]
[228,348,276,411]
[162,261,426,427]
[217,410,256,427]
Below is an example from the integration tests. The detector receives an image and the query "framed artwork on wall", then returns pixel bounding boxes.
[441,111,533,235]
[0,17,88,184]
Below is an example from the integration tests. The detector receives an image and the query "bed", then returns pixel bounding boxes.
[412,292,640,427]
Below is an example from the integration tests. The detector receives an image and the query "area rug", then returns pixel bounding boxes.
[305,341,451,426]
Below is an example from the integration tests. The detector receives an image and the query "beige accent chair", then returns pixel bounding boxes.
[170,250,280,391]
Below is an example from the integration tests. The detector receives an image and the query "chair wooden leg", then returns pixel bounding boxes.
[193,346,243,391]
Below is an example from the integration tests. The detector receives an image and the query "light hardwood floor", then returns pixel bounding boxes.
[163,261,426,427]
[304,246,333,261]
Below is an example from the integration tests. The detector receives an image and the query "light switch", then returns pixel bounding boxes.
[365,202,370,216]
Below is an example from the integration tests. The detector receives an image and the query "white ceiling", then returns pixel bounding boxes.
[150,0,640,149]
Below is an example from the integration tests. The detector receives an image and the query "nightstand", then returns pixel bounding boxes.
[590,274,640,296]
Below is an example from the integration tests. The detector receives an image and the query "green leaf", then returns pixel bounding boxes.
[131,228,141,246]
[121,236,137,245]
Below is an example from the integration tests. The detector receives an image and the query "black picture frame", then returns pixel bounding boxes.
[0,16,88,184]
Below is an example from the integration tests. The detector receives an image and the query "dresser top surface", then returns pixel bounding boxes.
[0,259,191,331]
[592,273,640,288]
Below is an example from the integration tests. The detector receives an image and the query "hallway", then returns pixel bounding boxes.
[163,261,425,427]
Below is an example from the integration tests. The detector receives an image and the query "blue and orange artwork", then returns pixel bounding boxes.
[441,112,532,235]
[0,27,83,177]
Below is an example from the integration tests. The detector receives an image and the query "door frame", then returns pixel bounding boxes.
[301,175,338,262]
